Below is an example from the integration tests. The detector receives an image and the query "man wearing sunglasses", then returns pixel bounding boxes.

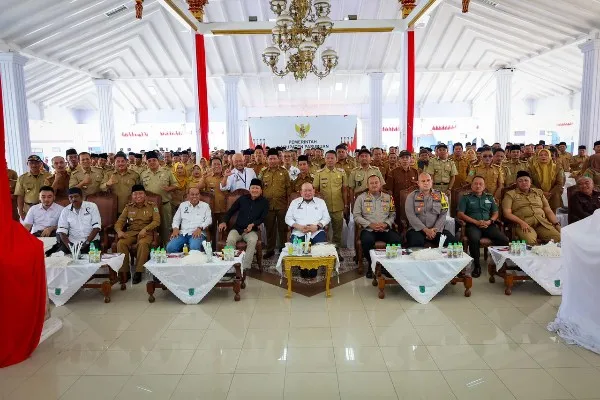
[466,148,504,203]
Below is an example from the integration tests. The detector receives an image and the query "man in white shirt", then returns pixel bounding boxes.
[23,186,64,237]
[283,150,301,181]
[285,182,331,278]
[166,187,212,252]
[220,153,257,192]
[54,187,102,254]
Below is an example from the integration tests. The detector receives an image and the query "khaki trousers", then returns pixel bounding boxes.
[226,230,258,270]
[116,233,153,273]
[329,211,344,248]
[265,209,287,252]
[515,218,561,245]
[159,202,173,246]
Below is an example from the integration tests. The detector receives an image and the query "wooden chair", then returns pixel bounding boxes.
[111,191,162,289]
[217,189,264,270]
[87,192,118,252]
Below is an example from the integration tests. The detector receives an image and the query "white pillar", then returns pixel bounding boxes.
[398,32,408,150]
[0,52,30,174]
[495,68,513,145]
[579,34,600,150]
[369,72,384,149]
[93,79,116,152]
[223,75,240,151]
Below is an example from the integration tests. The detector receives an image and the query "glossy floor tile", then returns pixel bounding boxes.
[4,275,590,400]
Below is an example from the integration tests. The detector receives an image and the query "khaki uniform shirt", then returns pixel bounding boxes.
[248,162,267,176]
[140,168,178,203]
[101,169,141,214]
[502,188,553,229]
[8,169,18,193]
[336,158,355,177]
[15,171,50,205]
[313,167,347,212]
[69,166,105,198]
[353,191,396,231]
[425,158,458,186]
[371,161,389,179]
[199,174,227,214]
[129,164,146,175]
[348,166,385,195]
[451,155,470,188]
[557,152,572,172]
[44,171,71,203]
[570,155,588,173]
[115,200,161,236]
[259,166,291,210]
[292,172,314,193]
[504,160,529,186]
[467,164,503,196]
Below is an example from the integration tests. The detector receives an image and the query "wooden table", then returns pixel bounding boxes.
[282,256,337,298]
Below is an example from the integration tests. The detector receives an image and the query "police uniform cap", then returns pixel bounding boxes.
[131,184,145,193]
[145,151,158,160]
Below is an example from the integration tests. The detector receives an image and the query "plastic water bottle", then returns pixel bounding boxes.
[520,240,527,256]
[510,241,515,255]
[386,244,391,258]
[150,249,155,262]
[456,243,462,258]
[183,243,189,255]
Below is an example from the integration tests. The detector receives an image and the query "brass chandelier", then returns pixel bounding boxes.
[262,0,339,81]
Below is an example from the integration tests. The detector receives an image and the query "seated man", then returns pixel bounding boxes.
[23,186,64,237]
[502,171,561,245]
[354,175,402,279]
[457,176,509,278]
[568,176,600,224]
[405,173,456,248]
[54,187,101,255]
[218,179,269,271]
[167,187,212,253]
[115,185,161,284]
[284,182,331,278]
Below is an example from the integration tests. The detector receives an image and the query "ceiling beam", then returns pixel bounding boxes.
[403,0,442,29]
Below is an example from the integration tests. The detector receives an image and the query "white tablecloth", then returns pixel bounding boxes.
[38,237,57,252]
[370,250,472,304]
[488,246,562,295]
[549,209,600,354]
[46,254,125,306]
[144,254,245,304]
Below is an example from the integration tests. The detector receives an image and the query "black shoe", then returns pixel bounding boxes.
[264,251,275,259]
[127,272,132,282]
[366,270,373,279]
[472,265,481,278]
[300,268,308,279]
[308,269,318,278]
[132,272,142,284]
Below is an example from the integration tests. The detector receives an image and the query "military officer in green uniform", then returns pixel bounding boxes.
[313,150,349,260]
[115,184,161,284]
[101,151,141,214]
[139,151,180,244]
[292,155,314,192]
[259,148,292,258]
[15,155,49,220]
[348,148,385,197]
[425,143,458,193]
[69,152,106,198]
[457,175,509,277]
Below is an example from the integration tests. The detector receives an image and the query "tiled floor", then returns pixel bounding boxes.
[3,269,600,400]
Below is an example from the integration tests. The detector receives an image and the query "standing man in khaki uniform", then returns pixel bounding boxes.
[504,145,529,186]
[101,152,141,215]
[9,168,18,220]
[69,152,106,198]
[97,153,112,172]
[371,147,389,179]
[44,156,70,206]
[425,143,458,193]
[556,142,572,173]
[15,155,49,220]
[348,149,385,197]
[139,151,180,244]
[451,143,470,189]
[313,150,348,260]
[65,148,79,173]
[336,144,356,178]
[292,155,314,192]
[467,148,504,202]
[129,154,146,175]
[502,171,561,245]
[570,145,588,174]
[115,185,161,284]
[249,146,268,176]
[198,157,227,240]
[259,148,291,258]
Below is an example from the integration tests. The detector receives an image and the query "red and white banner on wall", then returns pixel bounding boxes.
[248,115,358,151]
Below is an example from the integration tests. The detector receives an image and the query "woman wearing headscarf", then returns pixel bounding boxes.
[465,148,478,166]
[529,148,565,210]
[199,157,209,174]
[187,165,203,191]
[171,162,189,214]
[581,153,600,189]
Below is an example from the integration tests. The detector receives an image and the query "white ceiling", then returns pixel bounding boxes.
[0,0,598,112]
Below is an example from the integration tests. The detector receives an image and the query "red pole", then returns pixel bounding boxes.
[406,30,415,152]
[195,34,210,159]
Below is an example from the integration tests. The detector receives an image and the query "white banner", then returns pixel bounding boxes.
[248,115,358,151]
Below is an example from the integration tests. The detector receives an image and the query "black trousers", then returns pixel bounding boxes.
[406,229,456,248]
[46,232,100,257]
[465,223,509,266]
[360,229,403,271]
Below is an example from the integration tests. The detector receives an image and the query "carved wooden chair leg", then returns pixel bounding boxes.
[504,274,514,295]
[233,278,241,302]
[146,280,156,303]
[463,276,472,297]
[101,281,111,303]
[488,263,497,283]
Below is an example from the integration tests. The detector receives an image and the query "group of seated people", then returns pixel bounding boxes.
[19,141,600,286]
